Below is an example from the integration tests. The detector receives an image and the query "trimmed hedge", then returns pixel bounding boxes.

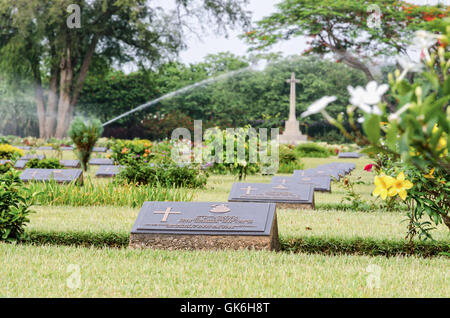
[21,230,450,258]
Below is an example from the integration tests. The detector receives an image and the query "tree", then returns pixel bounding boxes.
[77,53,367,141]
[244,0,449,82]
[0,0,250,138]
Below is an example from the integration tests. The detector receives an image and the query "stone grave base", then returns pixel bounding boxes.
[129,214,280,251]
[276,199,315,210]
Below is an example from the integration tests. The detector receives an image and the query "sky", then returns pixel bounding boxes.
[155,0,448,65]
[155,0,307,64]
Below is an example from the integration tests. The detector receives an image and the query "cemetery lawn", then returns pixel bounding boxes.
[1,154,449,297]
[1,244,448,297]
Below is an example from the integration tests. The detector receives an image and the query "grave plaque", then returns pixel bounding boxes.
[15,146,31,150]
[0,160,11,165]
[20,154,45,160]
[272,175,331,192]
[14,160,28,169]
[129,202,279,251]
[95,165,124,178]
[294,168,341,181]
[228,183,314,209]
[338,152,362,159]
[60,146,74,151]
[88,158,114,165]
[325,163,355,174]
[92,147,108,153]
[60,160,81,168]
[37,146,54,151]
[20,168,83,184]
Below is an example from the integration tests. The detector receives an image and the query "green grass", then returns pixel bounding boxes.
[0,244,448,297]
[24,206,449,257]
[28,178,193,207]
[2,152,449,297]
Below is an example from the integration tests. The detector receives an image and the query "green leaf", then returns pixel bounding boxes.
[363,115,380,145]
[386,121,398,151]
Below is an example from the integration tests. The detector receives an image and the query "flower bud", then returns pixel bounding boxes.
[415,86,422,103]
[388,73,394,84]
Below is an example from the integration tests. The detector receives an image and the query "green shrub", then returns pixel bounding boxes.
[204,128,261,180]
[110,139,155,164]
[278,145,303,173]
[0,161,13,174]
[295,143,332,158]
[117,159,208,188]
[0,171,34,241]
[0,144,24,160]
[68,117,104,171]
[0,136,9,144]
[25,158,63,169]
[278,161,304,174]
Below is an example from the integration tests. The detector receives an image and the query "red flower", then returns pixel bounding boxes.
[364,164,374,172]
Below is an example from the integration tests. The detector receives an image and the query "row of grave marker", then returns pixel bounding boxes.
[228,162,356,210]
[14,146,108,152]
[130,161,357,251]
[10,154,359,252]
[1,156,115,170]
[17,165,123,182]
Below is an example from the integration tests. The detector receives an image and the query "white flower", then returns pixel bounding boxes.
[397,55,423,74]
[371,106,383,116]
[415,31,438,50]
[348,81,388,115]
[357,117,365,124]
[388,103,413,121]
[301,96,337,118]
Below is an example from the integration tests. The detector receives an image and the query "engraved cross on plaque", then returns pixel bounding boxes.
[241,186,257,195]
[154,207,181,222]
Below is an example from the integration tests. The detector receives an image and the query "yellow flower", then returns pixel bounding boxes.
[432,124,439,134]
[388,172,413,201]
[432,124,447,156]
[437,136,447,151]
[372,175,395,200]
[424,168,435,179]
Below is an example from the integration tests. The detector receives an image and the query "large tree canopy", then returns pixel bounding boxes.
[75,53,367,141]
[0,0,250,138]
[244,0,449,81]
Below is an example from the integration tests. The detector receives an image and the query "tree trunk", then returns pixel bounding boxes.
[331,47,375,82]
[32,63,46,138]
[44,70,59,138]
[443,214,450,231]
[34,83,46,139]
[55,49,73,138]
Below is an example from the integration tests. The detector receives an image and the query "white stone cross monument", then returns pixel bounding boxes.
[279,72,307,144]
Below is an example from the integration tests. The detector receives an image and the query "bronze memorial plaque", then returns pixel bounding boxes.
[228,183,314,209]
[338,152,362,159]
[60,160,81,168]
[95,165,124,178]
[14,160,28,170]
[20,168,83,184]
[129,202,279,251]
[20,154,45,161]
[294,168,341,181]
[271,175,331,192]
[88,158,114,165]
